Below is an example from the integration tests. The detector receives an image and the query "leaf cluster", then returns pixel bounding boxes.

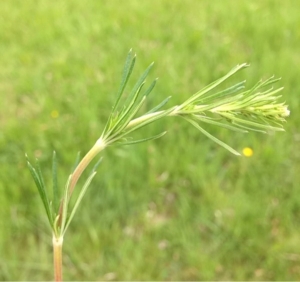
[26,50,289,237]
[100,49,171,146]
[26,152,102,238]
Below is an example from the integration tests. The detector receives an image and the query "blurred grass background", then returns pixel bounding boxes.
[0,0,299,280]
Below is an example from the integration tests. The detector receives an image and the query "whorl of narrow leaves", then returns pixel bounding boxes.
[27,50,289,238]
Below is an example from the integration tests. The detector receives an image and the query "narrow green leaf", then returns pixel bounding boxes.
[72,151,81,173]
[53,215,60,238]
[120,131,167,145]
[102,50,136,136]
[180,63,248,109]
[256,115,284,128]
[242,88,284,108]
[183,117,241,155]
[195,93,244,113]
[124,62,154,107]
[52,151,59,214]
[221,113,285,131]
[104,62,154,137]
[142,78,158,97]
[92,157,103,173]
[117,81,146,125]
[26,158,53,226]
[194,115,248,133]
[258,76,281,89]
[146,96,172,114]
[231,121,267,133]
[62,172,97,236]
[115,96,147,134]
[113,49,136,112]
[246,76,280,96]
[199,81,246,103]
[60,175,72,233]
[115,78,158,130]
[35,159,46,192]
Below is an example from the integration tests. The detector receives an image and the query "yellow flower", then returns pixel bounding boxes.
[51,110,59,119]
[242,147,253,157]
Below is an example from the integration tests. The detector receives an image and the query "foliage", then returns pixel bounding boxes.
[0,1,299,280]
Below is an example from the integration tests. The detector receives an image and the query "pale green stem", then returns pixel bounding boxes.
[68,138,106,196]
[57,138,106,225]
[126,106,181,129]
[53,235,63,282]
[127,110,165,128]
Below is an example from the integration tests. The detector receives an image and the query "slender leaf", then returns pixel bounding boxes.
[35,159,46,192]
[194,115,248,133]
[26,158,53,226]
[116,81,146,127]
[60,175,72,233]
[115,96,147,134]
[92,157,103,173]
[142,78,158,97]
[52,151,59,214]
[113,49,136,112]
[231,121,267,133]
[124,62,154,107]
[63,172,97,236]
[146,96,172,114]
[120,131,167,145]
[221,112,285,131]
[71,151,81,173]
[102,50,136,135]
[180,63,248,109]
[114,78,158,130]
[52,215,61,238]
[199,81,246,103]
[183,117,241,155]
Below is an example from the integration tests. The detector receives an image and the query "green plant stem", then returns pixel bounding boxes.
[57,139,106,227]
[127,110,165,128]
[53,235,63,282]
[69,138,106,196]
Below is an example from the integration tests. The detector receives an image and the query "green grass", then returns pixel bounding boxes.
[0,0,299,280]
